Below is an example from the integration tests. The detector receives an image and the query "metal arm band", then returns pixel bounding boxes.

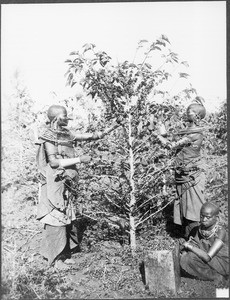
[207,238,224,259]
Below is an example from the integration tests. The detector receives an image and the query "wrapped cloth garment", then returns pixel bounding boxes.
[180,225,229,280]
[40,222,79,264]
[174,167,206,225]
[40,224,66,264]
[35,127,79,264]
[173,131,206,226]
[37,164,77,226]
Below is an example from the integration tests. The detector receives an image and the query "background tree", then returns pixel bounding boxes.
[2,71,38,193]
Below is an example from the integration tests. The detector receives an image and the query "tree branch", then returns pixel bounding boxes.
[136,197,175,227]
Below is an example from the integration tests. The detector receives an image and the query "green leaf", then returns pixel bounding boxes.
[181,61,189,67]
[179,72,189,78]
[66,73,73,86]
[152,46,161,51]
[64,70,70,77]
[156,40,166,47]
[83,43,96,53]
[138,39,148,44]
[92,59,98,65]
[71,81,76,88]
[69,51,79,55]
[129,63,137,68]
[164,72,171,80]
[91,92,97,99]
[144,63,152,69]
[161,34,171,44]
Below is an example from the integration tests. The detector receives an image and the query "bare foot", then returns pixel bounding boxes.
[54,260,70,270]
[64,258,75,265]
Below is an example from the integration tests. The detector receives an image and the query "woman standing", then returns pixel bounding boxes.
[36,104,120,269]
[157,98,207,237]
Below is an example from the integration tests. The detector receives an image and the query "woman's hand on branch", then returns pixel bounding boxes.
[96,115,126,139]
[101,120,120,136]
[96,131,104,139]
[80,155,92,164]
[156,135,172,149]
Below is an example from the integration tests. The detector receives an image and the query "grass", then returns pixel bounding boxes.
[2,154,228,299]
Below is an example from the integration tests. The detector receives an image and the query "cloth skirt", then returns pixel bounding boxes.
[40,222,79,265]
[174,170,206,225]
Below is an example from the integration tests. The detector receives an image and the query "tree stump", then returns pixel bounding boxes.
[143,245,181,296]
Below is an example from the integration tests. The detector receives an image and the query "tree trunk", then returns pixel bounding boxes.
[128,111,136,255]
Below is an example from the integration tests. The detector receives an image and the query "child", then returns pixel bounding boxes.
[179,202,229,282]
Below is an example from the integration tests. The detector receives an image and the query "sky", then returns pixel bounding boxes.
[1,1,226,113]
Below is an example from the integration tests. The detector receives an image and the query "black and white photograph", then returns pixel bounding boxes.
[1,1,228,298]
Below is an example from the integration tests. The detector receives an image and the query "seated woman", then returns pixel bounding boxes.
[179,202,229,282]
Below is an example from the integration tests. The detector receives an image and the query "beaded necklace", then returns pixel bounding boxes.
[199,221,219,239]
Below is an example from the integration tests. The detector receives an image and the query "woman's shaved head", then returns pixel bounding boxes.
[201,202,219,216]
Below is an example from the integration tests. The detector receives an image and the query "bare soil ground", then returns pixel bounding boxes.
[1,187,228,299]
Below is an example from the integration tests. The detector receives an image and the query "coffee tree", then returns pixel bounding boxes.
[65,36,195,253]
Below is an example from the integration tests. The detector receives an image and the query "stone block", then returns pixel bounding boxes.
[143,246,181,296]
